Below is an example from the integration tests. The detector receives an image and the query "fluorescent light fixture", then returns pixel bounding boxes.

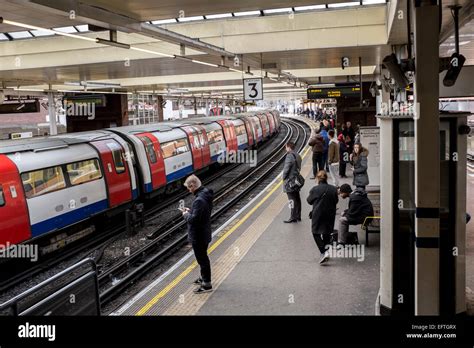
[30,29,54,37]
[191,59,219,67]
[65,81,121,88]
[1,19,97,42]
[53,26,78,34]
[97,38,131,49]
[205,13,233,19]
[151,18,178,25]
[177,16,205,22]
[362,0,386,4]
[75,25,89,32]
[8,31,32,39]
[328,2,360,8]
[308,83,336,88]
[229,68,242,73]
[130,46,175,58]
[294,5,326,11]
[263,8,293,14]
[233,10,261,17]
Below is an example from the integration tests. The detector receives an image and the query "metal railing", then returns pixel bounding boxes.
[0,258,100,316]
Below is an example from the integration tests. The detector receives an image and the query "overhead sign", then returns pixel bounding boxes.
[0,100,40,114]
[243,78,263,102]
[307,85,361,99]
[63,94,106,107]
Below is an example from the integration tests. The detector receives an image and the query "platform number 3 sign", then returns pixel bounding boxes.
[243,78,263,102]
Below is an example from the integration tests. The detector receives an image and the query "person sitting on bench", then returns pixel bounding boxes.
[337,184,374,246]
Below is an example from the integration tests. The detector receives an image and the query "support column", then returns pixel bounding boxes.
[413,0,440,315]
[47,92,57,135]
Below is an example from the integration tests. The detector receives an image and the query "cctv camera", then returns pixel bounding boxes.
[443,53,465,87]
[382,53,409,89]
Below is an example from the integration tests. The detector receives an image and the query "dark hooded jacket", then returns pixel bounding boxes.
[307,181,338,235]
[352,147,369,187]
[344,188,374,225]
[184,186,214,244]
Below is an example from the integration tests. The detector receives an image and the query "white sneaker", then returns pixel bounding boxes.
[319,251,330,264]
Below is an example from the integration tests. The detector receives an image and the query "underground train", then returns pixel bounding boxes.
[0,110,281,250]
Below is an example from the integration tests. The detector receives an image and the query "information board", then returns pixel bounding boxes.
[359,126,380,189]
[307,85,360,99]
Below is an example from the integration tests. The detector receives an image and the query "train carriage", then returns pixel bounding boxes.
[0,110,280,250]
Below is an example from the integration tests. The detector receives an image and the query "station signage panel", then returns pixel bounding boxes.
[307,85,361,99]
[243,78,263,102]
[0,100,40,114]
[63,94,107,107]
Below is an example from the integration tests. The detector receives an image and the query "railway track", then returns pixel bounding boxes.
[0,119,295,299]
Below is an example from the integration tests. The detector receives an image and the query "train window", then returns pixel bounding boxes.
[0,186,5,207]
[235,125,246,136]
[66,159,102,186]
[106,142,126,174]
[21,166,66,198]
[175,138,190,155]
[161,138,190,159]
[140,136,157,164]
[207,129,224,144]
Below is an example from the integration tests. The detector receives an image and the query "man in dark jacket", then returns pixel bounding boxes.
[282,141,302,223]
[182,175,214,294]
[337,184,374,245]
[307,170,338,264]
[307,129,324,179]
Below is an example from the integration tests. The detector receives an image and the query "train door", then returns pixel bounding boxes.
[258,115,268,138]
[194,125,211,167]
[91,140,132,208]
[266,112,275,134]
[217,120,238,153]
[0,155,31,245]
[136,133,166,191]
[182,126,204,170]
[241,119,254,147]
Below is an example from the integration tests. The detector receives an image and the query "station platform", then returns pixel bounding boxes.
[113,139,381,316]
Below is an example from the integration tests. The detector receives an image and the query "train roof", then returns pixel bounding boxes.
[0,110,278,154]
[0,129,120,154]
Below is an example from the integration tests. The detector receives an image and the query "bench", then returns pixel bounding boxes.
[361,216,381,247]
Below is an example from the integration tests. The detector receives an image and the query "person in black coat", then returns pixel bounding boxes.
[307,170,339,264]
[182,175,214,294]
[282,141,303,223]
[338,134,348,178]
[337,184,374,245]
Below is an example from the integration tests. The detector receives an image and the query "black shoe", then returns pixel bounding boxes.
[297,218,302,222]
[284,219,297,223]
[193,285,213,294]
[192,278,202,285]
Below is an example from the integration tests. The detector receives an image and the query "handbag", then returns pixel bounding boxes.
[288,153,305,191]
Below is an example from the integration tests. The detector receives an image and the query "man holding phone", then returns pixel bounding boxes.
[181,175,214,294]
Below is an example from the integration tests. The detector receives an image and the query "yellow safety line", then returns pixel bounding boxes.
[136,142,311,316]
